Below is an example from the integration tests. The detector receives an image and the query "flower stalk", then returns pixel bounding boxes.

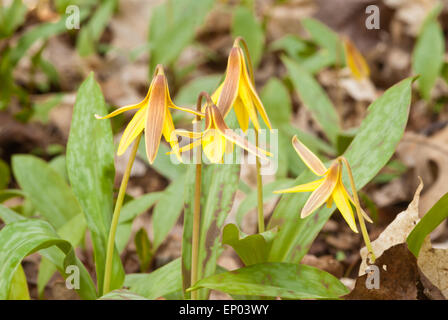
[236,37,266,233]
[103,133,142,294]
[190,93,206,300]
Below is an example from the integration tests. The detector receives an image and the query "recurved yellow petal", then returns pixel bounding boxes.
[343,38,370,81]
[301,163,339,218]
[292,136,327,176]
[117,106,147,155]
[144,75,166,164]
[342,183,373,223]
[273,178,324,194]
[333,182,358,233]
[211,104,271,160]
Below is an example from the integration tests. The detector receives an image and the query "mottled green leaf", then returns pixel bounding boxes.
[190,262,349,299]
[8,265,29,300]
[67,73,124,294]
[125,258,182,300]
[0,219,96,300]
[99,289,149,300]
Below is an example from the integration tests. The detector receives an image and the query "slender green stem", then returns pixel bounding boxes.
[236,36,265,233]
[191,93,206,300]
[103,133,142,295]
[339,157,376,263]
[255,130,264,233]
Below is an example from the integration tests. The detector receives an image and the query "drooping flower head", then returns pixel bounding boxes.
[274,136,372,233]
[174,93,271,164]
[96,65,201,164]
[210,37,272,132]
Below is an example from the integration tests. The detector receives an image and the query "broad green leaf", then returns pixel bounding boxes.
[302,18,344,67]
[0,219,96,300]
[189,262,349,299]
[116,192,162,253]
[99,289,148,300]
[235,179,294,227]
[412,4,445,101]
[148,0,215,74]
[0,159,10,189]
[138,141,186,180]
[67,73,124,295]
[175,74,222,107]
[270,34,310,58]
[12,155,82,229]
[8,265,30,300]
[153,176,186,249]
[76,0,116,56]
[37,257,56,299]
[0,204,25,223]
[232,6,264,68]
[125,258,182,300]
[222,224,277,266]
[283,57,341,145]
[407,192,448,257]
[268,77,414,263]
[135,228,152,272]
[261,78,291,127]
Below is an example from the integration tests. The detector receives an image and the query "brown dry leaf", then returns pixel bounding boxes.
[418,237,448,298]
[346,243,444,300]
[396,129,448,239]
[359,180,423,275]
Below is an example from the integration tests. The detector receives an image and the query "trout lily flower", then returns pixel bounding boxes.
[95,65,201,164]
[274,136,372,233]
[174,95,271,164]
[343,37,370,81]
[210,37,272,132]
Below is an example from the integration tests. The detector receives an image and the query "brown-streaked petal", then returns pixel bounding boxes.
[211,105,271,160]
[292,135,327,176]
[144,75,167,164]
[301,162,339,218]
[333,182,358,233]
[273,178,325,194]
[216,47,241,117]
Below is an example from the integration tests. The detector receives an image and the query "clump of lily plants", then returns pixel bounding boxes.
[0,35,422,300]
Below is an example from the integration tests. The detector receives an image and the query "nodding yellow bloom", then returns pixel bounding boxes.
[174,98,272,164]
[343,37,370,81]
[95,65,201,164]
[274,136,372,233]
[210,38,272,132]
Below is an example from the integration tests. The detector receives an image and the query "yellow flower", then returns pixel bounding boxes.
[343,37,370,81]
[174,97,272,164]
[274,136,372,233]
[95,65,201,164]
[210,38,272,132]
